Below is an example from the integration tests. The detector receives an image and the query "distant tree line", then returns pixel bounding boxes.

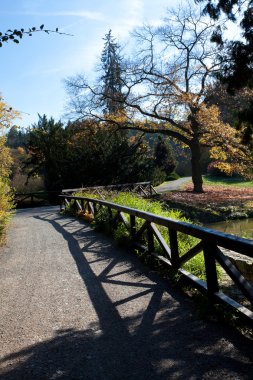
[4,1,253,195]
[6,117,177,191]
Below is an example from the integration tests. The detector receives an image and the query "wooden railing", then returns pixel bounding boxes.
[61,181,158,198]
[60,194,253,324]
[15,191,60,208]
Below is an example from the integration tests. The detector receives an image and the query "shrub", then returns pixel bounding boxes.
[151,166,167,186]
[90,192,212,279]
[166,171,180,181]
[0,178,14,244]
[65,191,222,280]
[207,162,234,177]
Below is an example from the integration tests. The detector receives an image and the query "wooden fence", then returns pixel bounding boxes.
[61,181,158,198]
[15,191,60,208]
[59,194,253,325]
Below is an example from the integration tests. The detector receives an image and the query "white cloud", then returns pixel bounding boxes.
[58,11,104,20]
[0,10,104,21]
[106,0,144,39]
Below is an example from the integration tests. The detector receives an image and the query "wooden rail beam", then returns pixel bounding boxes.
[59,194,253,324]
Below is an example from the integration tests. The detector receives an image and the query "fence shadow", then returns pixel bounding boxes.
[1,210,252,379]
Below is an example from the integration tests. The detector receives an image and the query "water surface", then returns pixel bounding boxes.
[207,218,253,239]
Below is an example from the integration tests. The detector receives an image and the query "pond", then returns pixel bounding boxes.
[206,218,253,239]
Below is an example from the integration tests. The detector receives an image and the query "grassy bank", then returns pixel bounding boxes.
[161,175,253,223]
[65,192,215,280]
[203,175,253,188]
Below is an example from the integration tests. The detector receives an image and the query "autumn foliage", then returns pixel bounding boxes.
[66,6,253,193]
[196,104,252,177]
[0,96,19,243]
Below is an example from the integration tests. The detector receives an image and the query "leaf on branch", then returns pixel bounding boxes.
[13,39,19,44]
[40,24,44,30]
[32,27,36,31]
[56,27,58,32]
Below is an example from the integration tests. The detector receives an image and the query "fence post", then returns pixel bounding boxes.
[108,207,113,227]
[147,223,154,254]
[130,215,136,241]
[94,202,97,217]
[169,229,179,268]
[60,197,63,211]
[203,242,219,296]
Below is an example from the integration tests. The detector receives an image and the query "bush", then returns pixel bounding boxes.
[166,172,180,181]
[11,172,44,193]
[90,192,211,279]
[151,167,167,186]
[0,179,14,244]
[207,162,234,177]
[65,192,222,280]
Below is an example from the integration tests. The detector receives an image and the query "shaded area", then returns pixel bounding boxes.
[0,208,252,379]
[15,191,60,209]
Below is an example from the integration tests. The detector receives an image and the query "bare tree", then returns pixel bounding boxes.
[66,4,250,192]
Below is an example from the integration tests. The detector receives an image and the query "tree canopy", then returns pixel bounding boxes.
[0,97,20,178]
[26,115,157,190]
[66,5,252,192]
[197,0,253,90]
[0,97,19,240]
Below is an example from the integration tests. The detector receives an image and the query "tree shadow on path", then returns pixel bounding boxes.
[1,210,252,379]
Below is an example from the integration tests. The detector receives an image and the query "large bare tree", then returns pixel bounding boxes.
[66,5,250,193]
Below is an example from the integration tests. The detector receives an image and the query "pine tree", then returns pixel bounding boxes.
[154,137,176,175]
[100,30,124,115]
[198,0,253,90]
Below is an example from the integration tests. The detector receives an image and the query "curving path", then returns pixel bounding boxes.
[155,177,192,193]
[0,206,252,379]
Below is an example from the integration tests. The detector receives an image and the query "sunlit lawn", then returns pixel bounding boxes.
[203,175,253,188]
[162,175,253,215]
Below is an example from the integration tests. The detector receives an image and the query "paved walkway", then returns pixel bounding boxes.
[0,207,252,379]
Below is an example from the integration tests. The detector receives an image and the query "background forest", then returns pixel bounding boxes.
[1,0,253,241]
[6,117,178,192]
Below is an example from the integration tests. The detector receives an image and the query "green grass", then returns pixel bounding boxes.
[74,192,220,280]
[203,175,253,188]
[64,191,224,281]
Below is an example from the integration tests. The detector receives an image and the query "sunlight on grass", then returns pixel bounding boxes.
[203,175,253,188]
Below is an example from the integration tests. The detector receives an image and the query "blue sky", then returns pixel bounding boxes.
[0,0,176,128]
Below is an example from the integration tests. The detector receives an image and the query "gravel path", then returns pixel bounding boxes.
[155,177,192,193]
[0,206,252,379]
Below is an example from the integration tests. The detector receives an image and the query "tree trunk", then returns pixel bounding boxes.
[190,140,203,193]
